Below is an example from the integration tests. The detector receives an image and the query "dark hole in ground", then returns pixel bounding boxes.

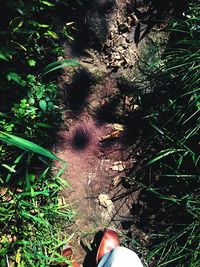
[72,128,90,150]
[65,68,94,114]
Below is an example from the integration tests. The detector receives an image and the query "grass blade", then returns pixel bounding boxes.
[0,131,61,161]
[41,59,80,77]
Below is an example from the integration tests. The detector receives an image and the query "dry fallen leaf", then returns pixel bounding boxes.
[98,193,112,208]
[113,175,122,187]
[113,123,125,131]
[125,96,134,106]
[58,196,66,206]
[111,161,126,172]
[98,193,114,215]
[0,187,7,196]
[109,175,122,190]
[133,104,139,110]
[6,234,17,243]
[101,130,121,141]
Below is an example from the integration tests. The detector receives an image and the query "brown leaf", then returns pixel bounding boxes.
[98,193,113,208]
[101,130,121,142]
[0,187,7,196]
[109,175,122,190]
[113,175,122,187]
[113,123,125,131]
[58,196,66,206]
[111,161,126,172]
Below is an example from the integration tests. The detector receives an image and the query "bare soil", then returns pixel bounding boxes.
[53,73,141,264]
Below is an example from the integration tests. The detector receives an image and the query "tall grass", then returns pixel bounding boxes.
[0,1,78,265]
[130,2,200,266]
[0,166,75,266]
[0,136,74,266]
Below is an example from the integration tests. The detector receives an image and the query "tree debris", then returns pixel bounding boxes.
[111,161,126,172]
[101,130,121,141]
[98,193,114,213]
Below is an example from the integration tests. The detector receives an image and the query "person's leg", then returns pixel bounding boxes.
[97,246,143,267]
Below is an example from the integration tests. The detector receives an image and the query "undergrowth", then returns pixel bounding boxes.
[0,159,74,267]
[0,0,80,266]
[130,1,200,266]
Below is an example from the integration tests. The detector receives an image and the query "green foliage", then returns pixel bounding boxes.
[0,131,60,161]
[42,59,80,77]
[14,75,61,137]
[0,74,62,142]
[131,2,200,266]
[0,164,74,266]
[0,0,73,62]
[0,0,79,265]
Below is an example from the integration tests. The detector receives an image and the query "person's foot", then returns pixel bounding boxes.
[96,228,120,264]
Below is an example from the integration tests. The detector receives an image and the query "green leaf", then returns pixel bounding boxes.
[7,72,22,85]
[41,0,55,7]
[27,59,36,67]
[19,108,25,115]
[9,17,24,32]
[21,99,27,104]
[41,59,80,76]
[35,122,52,128]
[47,101,54,110]
[146,149,186,166]
[0,131,61,161]
[0,258,7,267]
[37,23,50,28]
[29,98,35,105]
[39,100,47,112]
[56,162,67,178]
[1,164,16,173]
[20,210,49,225]
[45,30,58,39]
[0,51,12,61]
[5,152,25,182]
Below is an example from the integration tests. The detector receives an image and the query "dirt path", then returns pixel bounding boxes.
[52,1,166,264]
[53,70,140,263]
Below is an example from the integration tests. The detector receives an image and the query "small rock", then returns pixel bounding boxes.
[110,31,114,39]
[116,46,124,52]
[121,40,128,49]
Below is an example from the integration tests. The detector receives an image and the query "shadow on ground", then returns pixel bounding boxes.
[131,0,187,46]
[71,0,116,52]
[82,230,104,267]
[64,68,95,114]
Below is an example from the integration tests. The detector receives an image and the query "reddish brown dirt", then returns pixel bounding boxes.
[56,115,114,215]
[52,72,140,265]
